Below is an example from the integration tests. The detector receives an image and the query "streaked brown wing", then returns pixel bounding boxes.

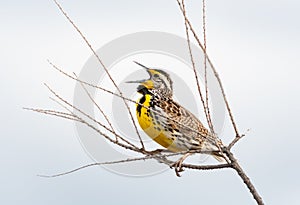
[162,99,217,148]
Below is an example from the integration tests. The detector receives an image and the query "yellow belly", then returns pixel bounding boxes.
[136,94,179,152]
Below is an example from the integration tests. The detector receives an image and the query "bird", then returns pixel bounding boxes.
[127,61,225,172]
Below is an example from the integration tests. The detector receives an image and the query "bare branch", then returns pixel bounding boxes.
[45,84,138,149]
[175,0,240,138]
[37,156,154,178]
[175,1,264,204]
[180,0,214,133]
[37,149,231,178]
[179,0,228,163]
[224,149,265,205]
[73,72,118,142]
[201,0,213,134]
[24,107,78,121]
[228,129,250,150]
[52,0,145,149]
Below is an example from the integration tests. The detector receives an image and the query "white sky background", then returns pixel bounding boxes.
[1,0,300,204]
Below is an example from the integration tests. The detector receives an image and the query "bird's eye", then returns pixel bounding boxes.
[153,74,159,78]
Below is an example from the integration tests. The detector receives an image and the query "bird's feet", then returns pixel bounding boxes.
[172,153,191,177]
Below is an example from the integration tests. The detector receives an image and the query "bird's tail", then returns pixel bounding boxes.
[212,152,227,162]
[203,140,227,162]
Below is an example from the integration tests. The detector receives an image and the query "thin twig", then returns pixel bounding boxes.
[38,156,154,178]
[180,0,214,133]
[179,0,227,163]
[48,94,120,145]
[202,0,213,134]
[228,129,249,150]
[175,1,264,204]
[73,72,118,142]
[176,0,240,138]
[30,106,140,153]
[44,83,138,149]
[24,107,77,121]
[52,0,145,150]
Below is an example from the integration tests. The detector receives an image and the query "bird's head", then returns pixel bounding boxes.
[127,61,173,97]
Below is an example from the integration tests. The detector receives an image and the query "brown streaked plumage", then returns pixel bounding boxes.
[128,61,224,161]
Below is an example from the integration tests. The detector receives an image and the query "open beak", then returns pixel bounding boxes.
[125,61,151,84]
[126,79,147,84]
[133,61,151,71]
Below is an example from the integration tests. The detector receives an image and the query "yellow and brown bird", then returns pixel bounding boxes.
[128,61,224,162]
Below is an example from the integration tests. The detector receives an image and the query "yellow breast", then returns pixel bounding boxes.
[136,94,179,152]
